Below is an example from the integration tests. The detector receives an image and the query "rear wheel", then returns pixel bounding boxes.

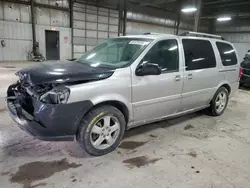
[77,105,126,156]
[208,87,229,116]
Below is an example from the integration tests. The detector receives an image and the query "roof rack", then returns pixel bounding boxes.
[143,32,165,35]
[179,31,225,40]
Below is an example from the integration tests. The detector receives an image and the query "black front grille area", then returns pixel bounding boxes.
[16,90,34,115]
[9,81,35,115]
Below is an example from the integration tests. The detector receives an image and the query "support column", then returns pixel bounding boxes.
[30,0,37,55]
[123,0,127,36]
[175,0,182,35]
[70,0,74,59]
[194,0,202,32]
[118,0,122,36]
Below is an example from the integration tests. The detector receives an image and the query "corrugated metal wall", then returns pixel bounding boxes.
[0,0,71,61]
[216,23,250,61]
[73,2,119,58]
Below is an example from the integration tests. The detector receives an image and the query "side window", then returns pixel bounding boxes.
[216,42,237,66]
[182,39,216,71]
[143,39,179,72]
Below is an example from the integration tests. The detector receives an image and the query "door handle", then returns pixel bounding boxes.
[174,75,181,82]
[187,74,193,80]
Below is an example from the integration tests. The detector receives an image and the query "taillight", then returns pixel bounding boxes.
[239,66,243,80]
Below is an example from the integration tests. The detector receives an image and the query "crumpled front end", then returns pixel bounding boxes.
[6,80,93,141]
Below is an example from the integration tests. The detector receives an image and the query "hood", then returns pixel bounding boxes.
[16,60,115,85]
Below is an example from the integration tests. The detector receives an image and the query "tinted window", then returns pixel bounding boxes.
[182,39,216,70]
[143,39,179,72]
[216,42,237,66]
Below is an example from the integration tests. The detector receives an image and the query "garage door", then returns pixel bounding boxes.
[73,2,119,58]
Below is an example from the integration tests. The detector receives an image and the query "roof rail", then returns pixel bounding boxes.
[179,31,224,40]
[143,32,165,35]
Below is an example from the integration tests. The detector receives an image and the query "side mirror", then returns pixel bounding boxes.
[136,61,161,76]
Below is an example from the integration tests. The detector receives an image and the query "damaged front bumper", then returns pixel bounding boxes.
[7,83,93,141]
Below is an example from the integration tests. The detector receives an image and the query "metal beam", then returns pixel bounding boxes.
[30,0,37,55]
[205,1,250,8]
[69,0,74,59]
[118,0,123,36]
[194,0,202,32]
[204,0,243,5]
[123,0,127,36]
[140,0,177,6]
[175,0,182,35]
[1,0,70,11]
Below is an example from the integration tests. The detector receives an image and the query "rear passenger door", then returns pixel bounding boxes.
[180,39,219,111]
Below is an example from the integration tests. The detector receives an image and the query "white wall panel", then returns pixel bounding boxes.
[126,21,175,35]
[74,20,85,29]
[233,43,250,61]
[86,14,97,22]
[74,45,85,53]
[36,7,50,25]
[73,29,85,37]
[20,4,31,23]
[73,3,118,57]
[98,31,108,38]
[74,12,85,21]
[86,22,97,30]
[50,10,63,26]
[109,25,118,32]
[0,21,32,40]
[1,39,32,60]
[86,30,97,38]
[3,2,20,22]
[109,32,118,38]
[98,16,108,24]
[98,23,108,31]
[98,11,109,17]
[109,17,118,25]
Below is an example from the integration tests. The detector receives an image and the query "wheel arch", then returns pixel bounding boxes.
[91,100,130,124]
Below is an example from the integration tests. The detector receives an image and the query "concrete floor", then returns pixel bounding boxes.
[0,62,250,188]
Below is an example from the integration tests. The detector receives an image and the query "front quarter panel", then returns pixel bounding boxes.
[67,67,133,121]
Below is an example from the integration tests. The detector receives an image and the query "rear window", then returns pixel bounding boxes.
[182,39,216,70]
[216,42,237,66]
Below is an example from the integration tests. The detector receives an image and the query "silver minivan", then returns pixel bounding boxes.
[7,32,240,156]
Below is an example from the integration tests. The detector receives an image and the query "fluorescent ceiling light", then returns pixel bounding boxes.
[217,17,231,22]
[181,7,197,13]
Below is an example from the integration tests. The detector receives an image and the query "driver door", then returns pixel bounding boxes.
[132,39,183,123]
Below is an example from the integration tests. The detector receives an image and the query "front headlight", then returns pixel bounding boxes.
[40,86,70,104]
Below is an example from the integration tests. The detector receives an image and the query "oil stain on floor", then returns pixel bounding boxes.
[123,156,162,169]
[9,158,82,188]
[118,141,147,150]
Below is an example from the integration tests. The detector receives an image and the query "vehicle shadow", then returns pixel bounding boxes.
[124,111,203,139]
[2,111,204,159]
[239,85,250,91]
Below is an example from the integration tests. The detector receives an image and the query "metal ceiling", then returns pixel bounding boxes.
[87,0,250,19]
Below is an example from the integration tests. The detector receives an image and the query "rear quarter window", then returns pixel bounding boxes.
[216,42,238,66]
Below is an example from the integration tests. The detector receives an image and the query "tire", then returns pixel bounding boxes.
[208,87,229,116]
[76,105,126,156]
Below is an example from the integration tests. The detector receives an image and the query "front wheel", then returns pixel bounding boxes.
[208,87,229,116]
[77,105,126,156]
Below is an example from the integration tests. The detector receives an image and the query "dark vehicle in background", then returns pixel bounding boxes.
[240,50,250,86]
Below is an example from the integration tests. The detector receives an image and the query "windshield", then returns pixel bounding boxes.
[76,38,152,68]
